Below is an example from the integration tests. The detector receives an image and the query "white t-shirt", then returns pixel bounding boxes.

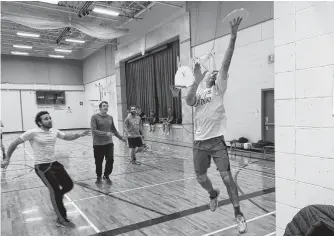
[193,74,228,141]
[19,128,66,165]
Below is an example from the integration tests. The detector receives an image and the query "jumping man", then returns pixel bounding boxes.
[186,17,247,234]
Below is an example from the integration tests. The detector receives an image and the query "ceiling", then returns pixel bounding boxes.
[1,1,168,60]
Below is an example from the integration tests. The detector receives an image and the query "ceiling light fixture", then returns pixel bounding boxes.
[49,55,65,58]
[11,51,29,56]
[13,45,33,49]
[54,48,72,53]
[65,39,85,43]
[17,32,40,38]
[92,7,119,16]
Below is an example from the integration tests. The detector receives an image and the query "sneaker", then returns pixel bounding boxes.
[95,177,102,185]
[236,214,247,234]
[143,145,149,151]
[209,189,220,211]
[56,218,76,228]
[103,176,112,185]
[131,160,141,165]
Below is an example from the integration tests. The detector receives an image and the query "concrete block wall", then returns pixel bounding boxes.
[274,1,334,235]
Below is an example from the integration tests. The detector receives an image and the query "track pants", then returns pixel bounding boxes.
[93,143,114,178]
[35,161,73,221]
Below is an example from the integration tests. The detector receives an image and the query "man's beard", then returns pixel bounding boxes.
[42,123,52,129]
[131,112,136,115]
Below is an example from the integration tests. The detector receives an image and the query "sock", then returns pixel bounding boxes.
[209,190,218,199]
[234,206,242,217]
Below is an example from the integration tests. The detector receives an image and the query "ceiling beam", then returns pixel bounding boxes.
[154,2,183,8]
[122,2,157,27]
[95,2,141,12]
[134,2,150,11]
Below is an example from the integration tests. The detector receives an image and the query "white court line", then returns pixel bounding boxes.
[73,167,274,203]
[64,194,100,233]
[264,232,276,236]
[24,149,100,233]
[201,211,276,236]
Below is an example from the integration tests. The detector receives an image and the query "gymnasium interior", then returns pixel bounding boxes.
[1,1,334,236]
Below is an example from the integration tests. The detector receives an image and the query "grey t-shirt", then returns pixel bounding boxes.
[124,115,142,138]
[90,113,121,145]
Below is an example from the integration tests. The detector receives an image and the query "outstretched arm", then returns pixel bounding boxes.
[58,130,91,141]
[219,17,242,82]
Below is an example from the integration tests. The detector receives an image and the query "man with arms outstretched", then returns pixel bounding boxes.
[1,111,90,228]
[186,17,247,234]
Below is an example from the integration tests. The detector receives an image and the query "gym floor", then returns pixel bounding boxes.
[1,130,275,236]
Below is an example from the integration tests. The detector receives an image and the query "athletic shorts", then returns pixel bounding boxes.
[193,135,230,176]
[128,137,143,148]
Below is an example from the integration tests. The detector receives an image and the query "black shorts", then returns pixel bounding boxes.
[193,135,230,175]
[128,137,143,148]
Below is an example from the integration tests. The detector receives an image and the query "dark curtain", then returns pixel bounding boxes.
[154,40,181,121]
[125,55,156,116]
[125,39,181,122]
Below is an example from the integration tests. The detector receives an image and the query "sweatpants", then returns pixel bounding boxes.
[93,143,114,178]
[35,161,73,222]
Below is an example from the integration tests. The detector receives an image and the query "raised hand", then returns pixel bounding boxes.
[230,17,242,36]
[193,62,208,84]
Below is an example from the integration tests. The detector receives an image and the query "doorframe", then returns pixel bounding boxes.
[261,88,274,141]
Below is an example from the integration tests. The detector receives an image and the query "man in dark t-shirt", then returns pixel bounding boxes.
[91,101,126,185]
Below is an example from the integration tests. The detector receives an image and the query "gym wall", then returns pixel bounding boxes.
[1,55,87,132]
[191,16,274,142]
[274,2,334,235]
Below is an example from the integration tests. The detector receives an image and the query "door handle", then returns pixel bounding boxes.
[265,122,274,126]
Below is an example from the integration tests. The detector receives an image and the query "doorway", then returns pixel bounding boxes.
[262,89,274,143]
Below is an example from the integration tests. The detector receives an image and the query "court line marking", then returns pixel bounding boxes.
[264,232,276,236]
[201,211,276,236]
[64,194,100,233]
[23,150,100,233]
[72,167,274,203]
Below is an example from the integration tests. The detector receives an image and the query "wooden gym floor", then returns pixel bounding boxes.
[1,130,276,236]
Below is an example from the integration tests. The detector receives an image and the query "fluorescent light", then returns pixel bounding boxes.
[49,55,65,58]
[17,32,40,38]
[39,0,59,4]
[92,7,119,16]
[13,44,32,49]
[65,39,85,43]
[11,51,29,56]
[55,48,72,53]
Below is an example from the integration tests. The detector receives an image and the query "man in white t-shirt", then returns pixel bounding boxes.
[186,17,247,234]
[1,111,90,228]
